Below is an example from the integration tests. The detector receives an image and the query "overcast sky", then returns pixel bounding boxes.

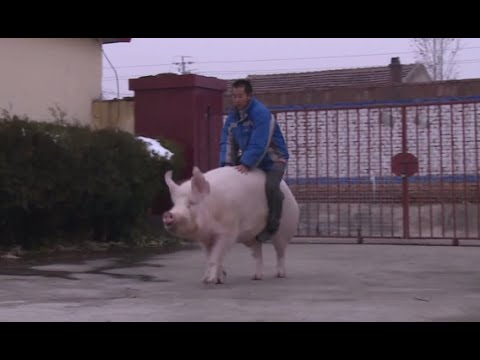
[101,38,480,99]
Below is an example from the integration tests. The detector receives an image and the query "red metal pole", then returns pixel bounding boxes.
[461,104,468,238]
[402,106,410,239]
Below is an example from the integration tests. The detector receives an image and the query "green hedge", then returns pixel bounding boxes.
[0,116,184,249]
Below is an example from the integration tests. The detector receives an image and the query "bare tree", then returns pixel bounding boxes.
[411,38,462,80]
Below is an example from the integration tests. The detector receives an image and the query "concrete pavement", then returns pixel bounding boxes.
[1,243,480,321]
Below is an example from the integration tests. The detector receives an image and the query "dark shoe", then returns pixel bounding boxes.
[256,229,274,243]
[267,222,280,233]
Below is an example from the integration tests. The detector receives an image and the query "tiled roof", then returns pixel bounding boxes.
[100,38,132,44]
[225,63,421,93]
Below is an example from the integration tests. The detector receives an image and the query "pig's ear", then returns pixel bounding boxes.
[191,167,210,199]
[165,170,178,194]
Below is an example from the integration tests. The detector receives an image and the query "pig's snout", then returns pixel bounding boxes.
[163,211,175,229]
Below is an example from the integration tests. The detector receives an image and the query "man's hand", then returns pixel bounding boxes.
[234,164,249,174]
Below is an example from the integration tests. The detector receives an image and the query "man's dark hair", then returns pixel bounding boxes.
[232,79,253,95]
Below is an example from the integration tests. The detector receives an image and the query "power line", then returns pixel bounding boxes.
[183,58,480,76]
[103,89,132,96]
[101,45,120,99]
[102,46,480,70]
[102,57,480,81]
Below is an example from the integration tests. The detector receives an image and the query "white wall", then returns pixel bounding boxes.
[0,38,102,126]
[277,102,480,181]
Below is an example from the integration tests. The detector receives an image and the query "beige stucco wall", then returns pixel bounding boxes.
[0,38,102,126]
[91,99,135,133]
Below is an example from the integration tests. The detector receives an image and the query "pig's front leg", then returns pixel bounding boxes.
[201,239,226,283]
[203,235,234,284]
[202,265,227,284]
[201,243,213,283]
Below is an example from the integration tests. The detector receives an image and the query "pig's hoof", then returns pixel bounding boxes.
[276,272,286,278]
[218,271,226,283]
[251,274,263,280]
[203,275,221,284]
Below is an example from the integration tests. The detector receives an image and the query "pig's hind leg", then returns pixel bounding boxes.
[250,240,264,280]
[271,235,287,278]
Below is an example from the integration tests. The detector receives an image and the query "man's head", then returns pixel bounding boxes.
[232,79,253,111]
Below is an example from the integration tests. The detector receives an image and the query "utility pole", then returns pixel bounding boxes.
[173,56,194,74]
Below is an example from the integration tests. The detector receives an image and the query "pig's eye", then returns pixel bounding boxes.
[187,201,196,208]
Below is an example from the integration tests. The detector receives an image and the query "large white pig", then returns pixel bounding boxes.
[163,166,300,284]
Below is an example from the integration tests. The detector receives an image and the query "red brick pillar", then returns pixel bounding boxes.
[129,74,227,213]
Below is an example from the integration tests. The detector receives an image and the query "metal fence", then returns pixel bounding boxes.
[272,98,480,243]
